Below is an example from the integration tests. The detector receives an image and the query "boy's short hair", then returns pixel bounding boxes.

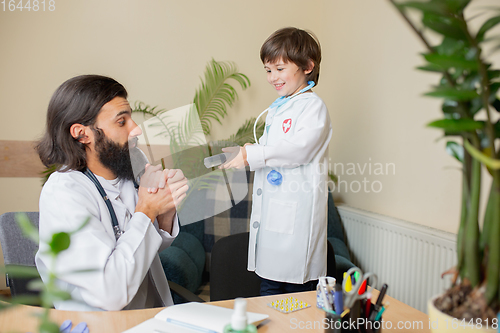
[260,27,321,85]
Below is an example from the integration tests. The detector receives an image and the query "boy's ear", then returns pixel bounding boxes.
[70,123,92,144]
[304,60,314,75]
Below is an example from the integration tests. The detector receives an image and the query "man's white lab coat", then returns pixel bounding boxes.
[245,92,332,284]
[35,170,178,311]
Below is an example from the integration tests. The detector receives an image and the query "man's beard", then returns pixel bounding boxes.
[94,130,141,182]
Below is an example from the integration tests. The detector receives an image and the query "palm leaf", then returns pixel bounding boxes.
[224,117,265,146]
[194,59,251,135]
[132,102,166,118]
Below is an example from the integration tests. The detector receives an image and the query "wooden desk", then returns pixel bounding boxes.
[0,290,430,332]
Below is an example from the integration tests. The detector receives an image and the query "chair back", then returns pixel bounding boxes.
[209,232,261,301]
[210,231,337,301]
[0,212,40,297]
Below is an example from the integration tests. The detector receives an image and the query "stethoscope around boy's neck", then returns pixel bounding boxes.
[253,80,315,143]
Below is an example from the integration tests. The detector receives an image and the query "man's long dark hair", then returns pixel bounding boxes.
[36,75,128,172]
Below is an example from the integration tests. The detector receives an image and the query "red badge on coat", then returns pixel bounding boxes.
[282,118,292,133]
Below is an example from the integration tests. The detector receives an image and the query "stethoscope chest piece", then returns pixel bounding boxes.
[267,170,283,186]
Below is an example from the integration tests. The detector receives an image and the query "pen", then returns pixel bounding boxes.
[369,304,380,321]
[375,304,388,321]
[319,278,334,312]
[376,283,388,307]
[334,283,343,314]
[166,318,218,333]
[365,292,372,318]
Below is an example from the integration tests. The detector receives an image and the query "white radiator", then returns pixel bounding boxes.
[337,205,456,314]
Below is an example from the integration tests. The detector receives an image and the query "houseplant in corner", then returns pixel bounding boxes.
[389,0,500,330]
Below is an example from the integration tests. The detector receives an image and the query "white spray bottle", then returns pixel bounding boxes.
[223,298,257,333]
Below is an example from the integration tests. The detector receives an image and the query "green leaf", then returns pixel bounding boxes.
[495,120,500,138]
[441,99,460,115]
[470,97,483,115]
[425,87,479,101]
[41,164,58,186]
[27,279,46,291]
[42,289,72,305]
[487,70,500,80]
[423,53,479,70]
[427,118,484,132]
[8,295,41,306]
[446,141,464,163]
[328,171,338,184]
[476,15,500,42]
[461,73,481,90]
[489,82,500,103]
[0,265,41,278]
[39,320,60,333]
[48,232,71,255]
[422,12,468,40]
[132,102,167,118]
[396,1,450,16]
[417,64,445,72]
[194,59,251,135]
[463,140,500,169]
[436,37,466,56]
[493,99,500,112]
[224,117,265,146]
[70,216,91,235]
[15,213,39,244]
[445,0,471,12]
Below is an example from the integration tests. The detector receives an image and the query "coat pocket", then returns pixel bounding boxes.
[264,198,297,235]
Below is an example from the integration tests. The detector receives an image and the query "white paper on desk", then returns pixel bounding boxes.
[123,302,269,333]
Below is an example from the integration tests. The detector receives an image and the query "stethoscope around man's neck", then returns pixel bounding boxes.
[82,168,140,240]
[252,80,315,143]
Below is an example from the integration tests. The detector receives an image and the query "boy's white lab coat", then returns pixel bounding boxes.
[245,92,332,284]
[35,171,178,311]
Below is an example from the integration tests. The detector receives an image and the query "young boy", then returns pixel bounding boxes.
[221,27,332,295]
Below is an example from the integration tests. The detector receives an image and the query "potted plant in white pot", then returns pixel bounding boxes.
[388,0,500,331]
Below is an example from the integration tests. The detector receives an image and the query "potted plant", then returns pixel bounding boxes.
[388,0,500,330]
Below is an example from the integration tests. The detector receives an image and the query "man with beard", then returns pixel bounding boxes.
[34,75,188,311]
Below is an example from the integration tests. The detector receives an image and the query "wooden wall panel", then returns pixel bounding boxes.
[0,140,44,178]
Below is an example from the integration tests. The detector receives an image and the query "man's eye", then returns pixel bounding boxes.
[118,120,125,126]
[266,69,271,73]
[277,68,284,71]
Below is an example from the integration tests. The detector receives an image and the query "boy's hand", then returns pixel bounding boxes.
[219,145,251,169]
[140,164,166,193]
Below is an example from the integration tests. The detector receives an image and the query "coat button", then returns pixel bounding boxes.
[253,221,260,229]
[257,188,262,195]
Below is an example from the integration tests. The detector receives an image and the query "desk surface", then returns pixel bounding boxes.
[0,290,430,332]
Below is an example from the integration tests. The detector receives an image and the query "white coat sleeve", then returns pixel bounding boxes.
[246,97,331,170]
[156,215,180,253]
[36,173,165,311]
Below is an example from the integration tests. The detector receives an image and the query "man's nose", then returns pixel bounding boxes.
[129,122,142,138]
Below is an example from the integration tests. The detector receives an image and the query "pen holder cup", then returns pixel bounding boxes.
[316,276,336,309]
[324,302,382,333]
